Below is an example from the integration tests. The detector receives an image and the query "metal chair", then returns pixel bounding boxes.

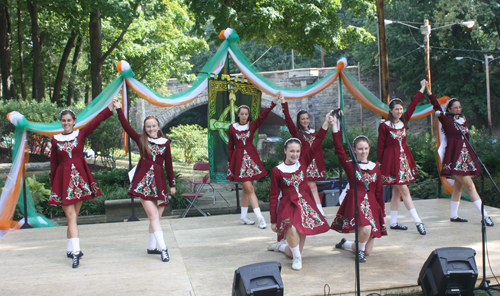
[181,175,209,218]
[191,162,229,206]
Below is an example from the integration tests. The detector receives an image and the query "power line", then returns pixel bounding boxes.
[251,46,273,66]
[430,46,500,54]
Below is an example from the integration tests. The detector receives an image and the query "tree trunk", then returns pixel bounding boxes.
[52,32,77,103]
[67,36,83,106]
[17,1,26,99]
[0,1,16,100]
[27,0,44,101]
[89,8,102,100]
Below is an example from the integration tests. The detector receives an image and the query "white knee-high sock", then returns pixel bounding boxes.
[148,233,157,250]
[343,241,354,250]
[153,231,167,250]
[67,238,72,252]
[359,241,367,252]
[279,244,288,253]
[473,200,489,218]
[241,207,249,219]
[290,245,301,259]
[70,238,80,253]
[409,208,422,223]
[451,201,460,219]
[253,207,263,219]
[390,211,398,226]
[316,204,325,216]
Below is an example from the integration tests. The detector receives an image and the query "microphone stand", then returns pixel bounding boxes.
[337,113,370,296]
[451,115,500,290]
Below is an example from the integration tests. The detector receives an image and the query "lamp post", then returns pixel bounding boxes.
[456,55,500,135]
[384,19,474,133]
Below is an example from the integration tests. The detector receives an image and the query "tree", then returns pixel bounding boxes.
[187,0,376,58]
[0,0,16,100]
[167,124,208,164]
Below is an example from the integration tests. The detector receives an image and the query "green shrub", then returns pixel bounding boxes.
[170,171,191,209]
[167,124,208,164]
[473,172,500,209]
[255,178,271,202]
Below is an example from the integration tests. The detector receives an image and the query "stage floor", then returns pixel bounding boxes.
[1,199,499,296]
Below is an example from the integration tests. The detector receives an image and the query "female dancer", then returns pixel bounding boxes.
[49,104,114,268]
[331,115,387,263]
[113,98,176,262]
[427,82,493,226]
[227,95,280,228]
[377,79,427,235]
[267,113,331,270]
[282,94,327,216]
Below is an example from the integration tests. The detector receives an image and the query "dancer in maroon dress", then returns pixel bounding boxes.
[426,81,494,226]
[113,98,176,262]
[227,95,280,228]
[49,103,114,268]
[267,113,330,270]
[282,92,327,216]
[377,79,427,235]
[330,115,387,263]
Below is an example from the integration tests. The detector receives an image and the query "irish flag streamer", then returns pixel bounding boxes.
[2,26,454,235]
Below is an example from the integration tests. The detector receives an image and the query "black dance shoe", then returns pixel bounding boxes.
[450,216,468,223]
[390,223,408,230]
[72,251,81,268]
[147,248,162,255]
[335,238,346,250]
[416,223,426,235]
[484,216,494,227]
[358,250,366,263]
[67,251,84,258]
[160,249,170,262]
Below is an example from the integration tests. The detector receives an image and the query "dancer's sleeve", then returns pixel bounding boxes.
[428,93,447,125]
[377,124,386,163]
[375,167,385,217]
[282,102,298,137]
[49,137,58,187]
[79,107,113,140]
[404,92,424,121]
[227,126,234,163]
[253,102,276,129]
[332,131,353,178]
[116,108,140,143]
[164,141,176,188]
[269,168,281,224]
[303,127,327,166]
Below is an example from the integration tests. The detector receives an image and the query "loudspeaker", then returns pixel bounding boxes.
[232,261,284,296]
[418,247,478,296]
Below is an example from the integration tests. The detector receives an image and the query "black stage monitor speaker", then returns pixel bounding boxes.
[232,261,284,296]
[417,247,478,296]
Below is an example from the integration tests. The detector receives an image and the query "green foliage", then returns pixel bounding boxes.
[86,115,123,168]
[167,124,208,164]
[92,168,130,187]
[474,172,500,209]
[187,0,375,58]
[255,178,271,202]
[169,171,191,209]
[408,177,439,200]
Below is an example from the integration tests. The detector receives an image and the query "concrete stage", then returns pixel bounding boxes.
[1,199,499,296]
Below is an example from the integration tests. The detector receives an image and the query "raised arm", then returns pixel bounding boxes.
[269,168,281,226]
[252,102,276,129]
[116,108,141,143]
[282,102,298,137]
[302,114,329,166]
[404,92,425,121]
[79,107,113,140]
[376,123,386,163]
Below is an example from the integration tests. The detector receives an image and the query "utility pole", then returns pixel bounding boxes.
[485,54,493,135]
[422,19,433,133]
[376,0,390,104]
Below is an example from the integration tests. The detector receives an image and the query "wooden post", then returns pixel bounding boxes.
[376,0,390,104]
[485,55,492,136]
[423,19,433,135]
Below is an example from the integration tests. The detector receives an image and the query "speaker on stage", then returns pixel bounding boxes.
[417,247,478,296]
[232,261,284,296]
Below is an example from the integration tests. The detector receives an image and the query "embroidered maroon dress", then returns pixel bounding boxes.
[377,92,424,185]
[269,128,330,241]
[117,108,176,202]
[330,132,387,238]
[283,102,326,181]
[48,108,113,206]
[428,94,480,177]
[227,102,276,182]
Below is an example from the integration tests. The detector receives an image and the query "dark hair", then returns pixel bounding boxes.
[446,98,459,112]
[296,110,311,133]
[140,116,166,160]
[282,138,301,162]
[236,106,251,124]
[387,99,409,129]
[353,136,370,149]
[60,109,76,121]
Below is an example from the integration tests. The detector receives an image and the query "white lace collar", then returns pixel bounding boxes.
[232,122,250,131]
[454,117,465,125]
[384,120,404,129]
[277,161,301,173]
[54,130,79,142]
[148,137,168,145]
[303,129,315,134]
[358,161,376,170]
